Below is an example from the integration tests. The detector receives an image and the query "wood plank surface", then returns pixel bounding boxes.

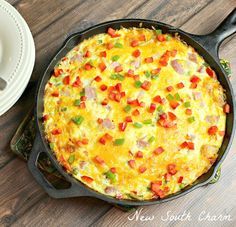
[1,0,236,226]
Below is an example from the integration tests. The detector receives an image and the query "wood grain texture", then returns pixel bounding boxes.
[0,0,235,226]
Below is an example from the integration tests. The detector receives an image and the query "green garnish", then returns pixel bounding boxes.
[155,29,162,34]
[114,138,125,146]
[220,59,232,76]
[133,122,143,128]
[61,107,67,112]
[166,35,172,41]
[112,55,120,61]
[72,168,79,175]
[74,99,81,106]
[179,183,185,189]
[49,143,54,150]
[143,119,152,125]
[110,74,124,81]
[80,89,85,96]
[174,93,181,101]
[188,116,195,123]
[98,39,103,44]
[156,105,163,112]
[166,94,174,101]
[148,136,155,143]
[145,71,151,78]
[184,101,191,108]
[134,81,142,88]
[151,75,159,80]
[71,115,84,125]
[68,154,75,164]
[114,42,123,48]
[203,62,209,67]
[124,105,131,112]
[105,171,116,183]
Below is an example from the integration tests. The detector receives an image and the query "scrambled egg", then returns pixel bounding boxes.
[43,28,229,200]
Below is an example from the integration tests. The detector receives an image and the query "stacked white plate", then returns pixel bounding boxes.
[0,0,35,116]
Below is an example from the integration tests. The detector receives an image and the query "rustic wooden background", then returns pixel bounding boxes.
[0,0,236,226]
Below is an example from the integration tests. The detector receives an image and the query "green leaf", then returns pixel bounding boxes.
[148,136,155,143]
[114,138,125,146]
[68,154,75,164]
[110,74,124,81]
[134,81,142,88]
[145,71,151,78]
[184,101,191,108]
[188,116,195,123]
[174,93,181,101]
[133,122,143,128]
[112,55,120,61]
[166,94,174,101]
[114,43,123,48]
[74,99,81,106]
[155,29,162,34]
[156,105,163,112]
[124,105,131,113]
[143,119,152,125]
[71,116,84,125]
[105,171,116,182]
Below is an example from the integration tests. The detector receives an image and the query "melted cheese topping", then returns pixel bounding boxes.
[43,28,227,200]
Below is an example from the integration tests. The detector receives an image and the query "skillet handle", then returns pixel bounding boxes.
[189,8,236,57]
[28,133,91,198]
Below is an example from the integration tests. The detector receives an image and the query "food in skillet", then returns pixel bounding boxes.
[43,27,230,200]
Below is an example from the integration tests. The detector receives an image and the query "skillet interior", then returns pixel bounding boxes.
[35,19,235,206]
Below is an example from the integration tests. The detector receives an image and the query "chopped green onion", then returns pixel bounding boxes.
[72,168,79,175]
[98,39,103,44]
[156,105,163,112]
[155,29,162,34]
[61,107,67,112]
[151,75,159,80]
[134,81,142,88]
[105,171,116,182]
[174,93,181,101]
[166,94,174,101]
[133,122,143,128]
[184,101,191,108]
[80,89,85,96]
[110,74,124,81]
[188,116,195,123]
[49,143,54,150]
[166,35,172,41]
[145,71,151,78]
[74,99,81,106]
[124,105,131,112]
[179,183,185,189]
[112,55,120,61]
[68,154,75,164]
[143,119,152,125]
[114,42,123,48]
[71,115,84,125]
[114,138,125,146]
[148,136,155,143]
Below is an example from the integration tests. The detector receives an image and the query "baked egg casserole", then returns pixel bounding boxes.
[43,27,230,200]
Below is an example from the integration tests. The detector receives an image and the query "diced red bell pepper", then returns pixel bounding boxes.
[149,103,156,113]
[127,69,134,77]
[164,173,171,181]
[167,163,177,175]
[42,114,49,121]
[176,82,184,89]
[114,65,123,72]
[99,137,106,145]
[104,133,113,140]
[100,51,107,58]
[178,176,183,184]
[84,50,91,58]
[128,160,136,168]
[132,49,141,58]
[101,98,109,105]
[153,95,163,104]
[132,109,140,116]
[144,57,153,63]
[139,166,147,173]
[54,68,63,77]
[190,83,198,89]
[119,122,127,131]
[157,34,165,42]
[80,96,86,101]
[188,142,194,150]
[100,84,107,91]
[125,116,133,122]
[62,76,70,85]
[159,113,167,120]
[208,126,218,135]
[110,167,116,173]
[169,100,179,109]
[94,156,105,165]
[97,118,103,124]
[51,91,59,97]
[115,83,122,92]
[185,108,192,115]
[151,68,161,75]
[107,27,120,38]
[206,67,215,78]
[168,112,177,121]
[130,40,139,47]
[94,76,102,82]
[166,86,173,92]
[106,42,114,50]
[99,62,106,72]
[171,49,177,57]
[141,81,151,90]
[81,176,94,184]
[138,34,146,41]
[135,151,143,158]
[223,103,230,113]
[153,146,164,155]
[190,75,201,83]
[84,63,92,70]
[52,128,62,135]
[81,138,89,145]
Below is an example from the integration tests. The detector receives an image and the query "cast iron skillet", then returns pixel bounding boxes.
[28,9,236,206]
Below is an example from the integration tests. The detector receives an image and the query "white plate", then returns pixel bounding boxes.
[0,0,35,116]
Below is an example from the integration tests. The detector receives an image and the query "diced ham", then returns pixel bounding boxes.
[137,137,149,148]
[110,61,120,69]
[188,53,197,63]
[85,86,96,100]
[102,118,115,129]
[131,58,141,69]
[171,60,184,74]
[205,115,220,124]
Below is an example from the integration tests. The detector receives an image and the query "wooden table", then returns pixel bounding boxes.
[0,0,236,226]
